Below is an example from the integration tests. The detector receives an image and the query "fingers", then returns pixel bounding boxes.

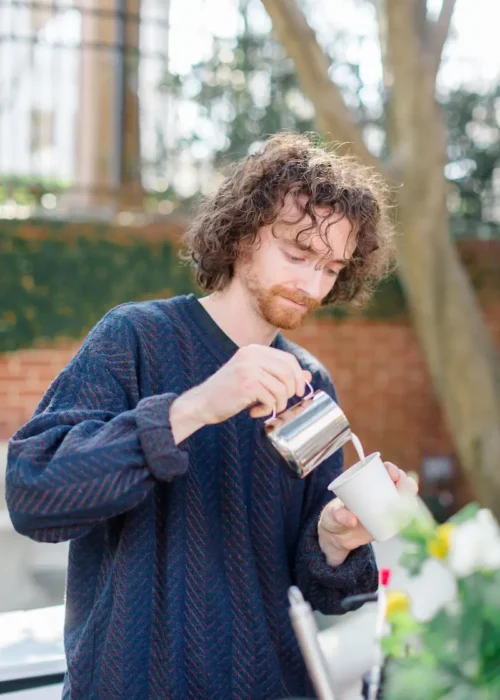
[238,346,314,420]
[247,380,278,419]
[385,461,400,482]
[252,345,311,398]
[399,473,419,495]
[334,506,359,529]
[255,371,289,415]
[257,356,298,402]
[384,462,419,495]
[250,369,312,418]
[266,346,308,398]
[250,404,273,419]
[321,498,359,533]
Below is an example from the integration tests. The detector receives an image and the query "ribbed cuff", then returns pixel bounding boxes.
[136,393,190,482]
[301,515,378,595]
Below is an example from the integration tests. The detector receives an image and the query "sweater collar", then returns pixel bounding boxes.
[183,293,283,360]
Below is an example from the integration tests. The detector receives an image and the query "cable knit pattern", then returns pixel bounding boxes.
[6,294,378,700]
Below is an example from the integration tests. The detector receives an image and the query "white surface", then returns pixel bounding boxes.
[318,607,375,699]
[0,686,64,700]
[0,606,66,682]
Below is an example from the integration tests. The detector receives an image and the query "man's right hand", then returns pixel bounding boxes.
[169,344,312,444]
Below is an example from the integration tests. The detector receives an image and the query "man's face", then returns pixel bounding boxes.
[236,194,357,330]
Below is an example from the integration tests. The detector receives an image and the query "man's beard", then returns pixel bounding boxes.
[243,269,321,330]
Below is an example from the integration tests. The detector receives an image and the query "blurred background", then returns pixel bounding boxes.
[0,0,499,619]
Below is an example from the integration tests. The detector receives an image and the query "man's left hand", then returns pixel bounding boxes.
[318,463,419,567]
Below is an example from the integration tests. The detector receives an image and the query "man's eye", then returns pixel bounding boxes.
[285,252,305,263]
[327,269,339,278]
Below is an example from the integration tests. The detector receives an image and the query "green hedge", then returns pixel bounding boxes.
[319,273,407,321]
[0,218,420,352]
[0,221,197,352]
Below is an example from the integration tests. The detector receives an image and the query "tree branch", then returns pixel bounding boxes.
[259,0,380,170]
[384,0,425,160]
[414,0,428,45]
[429,0,457,77]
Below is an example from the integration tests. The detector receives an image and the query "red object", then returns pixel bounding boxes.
[380,568,391,587]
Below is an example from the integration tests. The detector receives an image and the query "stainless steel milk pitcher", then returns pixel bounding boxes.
[264,382,352,479]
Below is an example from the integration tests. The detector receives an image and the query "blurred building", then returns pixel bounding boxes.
[0,0,172,218]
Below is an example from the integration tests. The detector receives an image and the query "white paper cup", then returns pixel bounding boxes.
[327,452,417,542]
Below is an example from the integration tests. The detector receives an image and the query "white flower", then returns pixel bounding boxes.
[447,509,500,578]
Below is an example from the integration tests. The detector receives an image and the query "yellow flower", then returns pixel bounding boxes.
[385,591,410,620]
[427,523,455,560]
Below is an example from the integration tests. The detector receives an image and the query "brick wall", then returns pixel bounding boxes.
[288,308,500,506]
[0,344,78,439]
[2,303,500,507]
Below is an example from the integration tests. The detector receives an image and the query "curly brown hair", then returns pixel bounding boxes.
[181,132,396,307]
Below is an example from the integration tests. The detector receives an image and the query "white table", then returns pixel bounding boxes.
[0,606,65,699]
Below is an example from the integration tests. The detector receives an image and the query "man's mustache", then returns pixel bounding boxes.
[270,287,321,312]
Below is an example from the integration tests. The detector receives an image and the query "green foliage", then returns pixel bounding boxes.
[385,506,500,699]
[0,176,72,208]
[382,611,422,660]
[161,2,500,243]
[396,514,438,576]
[0,219,413,353]
[448,501,480,525]
[1,220,497,352]
[162,0,316,174]
[384,657,452,700]
[0,221,196,352]
[386,571,500,699]
[317,273,408,320]
[445,87,500,238]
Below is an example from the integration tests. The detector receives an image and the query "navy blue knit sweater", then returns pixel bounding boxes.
[6,294,378,700]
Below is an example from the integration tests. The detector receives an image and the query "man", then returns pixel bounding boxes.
[6,133,417,700]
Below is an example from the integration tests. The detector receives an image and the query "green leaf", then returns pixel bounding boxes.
[384,658,451,700]
[447,683,484,700]
[448,502,480,526]
[383,611,422,658]
[399,516,436,545]
[399,547,429,576]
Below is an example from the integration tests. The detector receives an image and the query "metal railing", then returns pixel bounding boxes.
[0,0,176,220]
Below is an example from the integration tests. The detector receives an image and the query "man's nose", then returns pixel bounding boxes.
[297,267,324,300]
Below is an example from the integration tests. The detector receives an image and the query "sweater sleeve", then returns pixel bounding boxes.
[6,308,189,543]
[294,372,378,615]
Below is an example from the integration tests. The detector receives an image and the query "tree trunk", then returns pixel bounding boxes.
[261,0,500,514]
[75,0,117,213]
[67,0,143,214]
[117,0,144,211]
